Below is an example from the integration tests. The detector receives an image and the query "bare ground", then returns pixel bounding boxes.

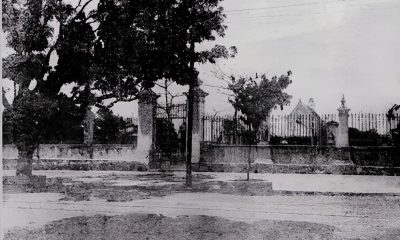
[47,173,273,202]
[4,172,400,239]
[4,213,339,240]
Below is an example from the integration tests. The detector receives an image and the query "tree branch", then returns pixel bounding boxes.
[74,0,83,10]
[72,0,95,21]
[154,82,166,89]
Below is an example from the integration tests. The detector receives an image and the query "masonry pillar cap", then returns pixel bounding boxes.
[338,95,350,113]
[138,89,160,104]
[184,86,209,99]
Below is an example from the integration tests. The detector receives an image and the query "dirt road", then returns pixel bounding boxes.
[3,192,400,239]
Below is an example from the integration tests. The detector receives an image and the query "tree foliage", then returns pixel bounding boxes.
[41,95,85,144]
[387,104,400,146]
[9,90,58,156]
[93,108,136,144]
[92,0,236,106]
[349,128,391,146]
[228,72,293,143]
[2,0,96,175]
[155,118,180,152]
[3,0,233,178]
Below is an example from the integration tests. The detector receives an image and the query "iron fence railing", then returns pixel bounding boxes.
[202,113,400,145]
[348,113,399,135]
[156,103,187,119]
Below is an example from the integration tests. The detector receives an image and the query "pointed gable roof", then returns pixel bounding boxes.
[290,99,319,117]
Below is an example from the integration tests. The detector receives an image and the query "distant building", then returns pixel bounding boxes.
[290,98,318,116]
[289,98,321,136]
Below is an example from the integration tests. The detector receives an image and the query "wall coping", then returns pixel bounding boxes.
[3,144,136,148]
[203,144,399,150]
[4,158,138,162]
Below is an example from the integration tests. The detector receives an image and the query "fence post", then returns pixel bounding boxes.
[336,95,350,147]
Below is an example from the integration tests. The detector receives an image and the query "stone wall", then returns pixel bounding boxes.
[3,144,147,171]
[270,146,353,164]
[199,144,400,175]
[4,143,399,174]
[3,144,139,161]
[200,145,272,165]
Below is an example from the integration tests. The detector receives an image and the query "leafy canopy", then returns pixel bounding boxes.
[2,0,95,154]
[2,0,235,153]
[92,0,236,106]
[228,72,293,133]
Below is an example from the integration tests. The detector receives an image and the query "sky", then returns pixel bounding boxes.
[2,0,400,117]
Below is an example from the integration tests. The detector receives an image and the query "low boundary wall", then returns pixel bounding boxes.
[198,144,400,175]
[2,144,148,171]
[4,144,400,175]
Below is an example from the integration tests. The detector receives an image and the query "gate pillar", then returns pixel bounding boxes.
[137,90,159,165]
[83,107,95,147]
[336,95,350,147]
[191,87,208,164]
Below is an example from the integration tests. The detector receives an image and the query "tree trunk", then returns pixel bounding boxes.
[247,145,251,181]
[165,79,171,169]
[83,107,95,146]
[186,39,196,187]
[247,123,252,181]
[186,83,194,187]
[233,109,237,144]
[16,148,34,176]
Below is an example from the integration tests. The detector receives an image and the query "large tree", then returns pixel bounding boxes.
[93,0,236,186]
[178,0,236,187]
[91,0,236,103]
[3,0,234,186]
[2,0,97,176]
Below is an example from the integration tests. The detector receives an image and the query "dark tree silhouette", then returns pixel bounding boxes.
[2,0,96,177]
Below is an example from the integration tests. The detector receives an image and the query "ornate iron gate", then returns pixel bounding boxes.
[153,103,187,168]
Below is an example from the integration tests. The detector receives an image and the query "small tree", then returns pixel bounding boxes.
[387,104,400,146]
[228,72,293,180]
[154,79,185,167]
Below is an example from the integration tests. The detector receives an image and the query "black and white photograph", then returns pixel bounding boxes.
[1,0,400,239]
